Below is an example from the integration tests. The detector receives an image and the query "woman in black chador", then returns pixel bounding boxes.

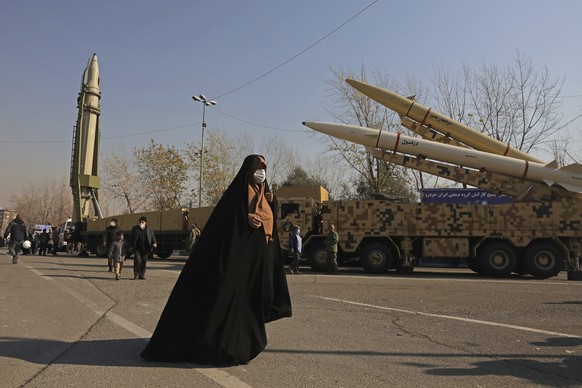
[141,155,292,365]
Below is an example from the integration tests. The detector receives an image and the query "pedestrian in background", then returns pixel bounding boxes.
[52,226,60,255]
[39,229,50,256]
[325,224,339,274]
[109,230,127,280]
[131,216,157,280]
[103,218,120,272]
[46,228,55,256]
[288,225,302,274]
[33,231,40,255]
[3,213,27,264]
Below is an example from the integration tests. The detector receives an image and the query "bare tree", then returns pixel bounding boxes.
[433,52,564,157]
[185,130,254,206]
[134,139,189,211]
[9,176,72,227]
[101,149,150,214]
[322,66,418,201]
[260,134,296,186]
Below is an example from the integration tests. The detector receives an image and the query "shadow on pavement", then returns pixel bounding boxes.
[266,344,582,386]
[0,337,217,369]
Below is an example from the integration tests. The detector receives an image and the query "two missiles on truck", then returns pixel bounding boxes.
[302,120,582,193]
[344,78,545,164]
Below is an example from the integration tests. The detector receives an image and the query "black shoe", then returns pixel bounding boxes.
[12,256,18,264]
[139,276,146,280]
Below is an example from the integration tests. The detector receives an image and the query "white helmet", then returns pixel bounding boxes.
[22,240,31,249]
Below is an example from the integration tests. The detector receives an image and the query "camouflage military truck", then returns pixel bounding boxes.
[275,185,582,279]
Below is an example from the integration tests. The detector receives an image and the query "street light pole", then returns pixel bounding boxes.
[192,94,217,207]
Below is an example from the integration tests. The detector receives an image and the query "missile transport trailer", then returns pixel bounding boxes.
[79,206,214,259]
[276,186,582,279]
[299,78,582,279]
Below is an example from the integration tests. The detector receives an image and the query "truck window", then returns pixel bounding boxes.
[280,203,300,219]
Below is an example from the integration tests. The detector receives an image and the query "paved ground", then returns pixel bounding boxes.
[1,249,581,387]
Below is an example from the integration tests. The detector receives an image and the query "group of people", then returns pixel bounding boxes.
[287,222,339,275]
[2,215,63,262]
[102,216,157,280]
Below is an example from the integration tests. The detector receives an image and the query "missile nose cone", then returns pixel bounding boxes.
[85,53,100,95]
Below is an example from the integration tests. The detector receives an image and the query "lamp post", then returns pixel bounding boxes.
[192,94,217,207]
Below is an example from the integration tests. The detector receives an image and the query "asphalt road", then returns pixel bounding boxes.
[1,249,581,387]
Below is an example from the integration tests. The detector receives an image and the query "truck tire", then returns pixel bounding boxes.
[465,258,481,274]
[360,243,394,274]
[477,242,517,277]
[306,242,328,272]
[524,243,562,278]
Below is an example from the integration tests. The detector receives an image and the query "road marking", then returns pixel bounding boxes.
[316,296,582,339]
[23,262,253,388]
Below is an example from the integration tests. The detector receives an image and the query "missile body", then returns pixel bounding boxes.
[71,53,102,222]
[345,79,545,164]
[79,54,100,176]
[303,121,582,193]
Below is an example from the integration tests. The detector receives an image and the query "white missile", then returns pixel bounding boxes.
[80,53,100,177]
[345,78,545,164]
[303,121,582,193]
[71,53,102,222]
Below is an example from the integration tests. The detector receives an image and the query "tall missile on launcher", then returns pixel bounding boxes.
[303,121,582,193]
[345,78,545,164]
[70,53,103,222]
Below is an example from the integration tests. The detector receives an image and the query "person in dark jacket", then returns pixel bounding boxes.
[130,216,157,280]
[3,213,27,264]
[39,229,50,256]
[141,154,292,366]
[103,218,120,272]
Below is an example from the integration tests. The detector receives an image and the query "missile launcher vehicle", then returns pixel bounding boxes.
[293,79,582,279]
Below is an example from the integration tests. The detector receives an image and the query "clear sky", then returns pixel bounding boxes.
[1,0,581,206]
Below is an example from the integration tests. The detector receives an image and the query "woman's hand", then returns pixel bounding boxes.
[265,192,273,202]
[248,213,262,228]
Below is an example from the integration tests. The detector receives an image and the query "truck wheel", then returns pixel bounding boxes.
[524,243,562,278]
[360,243,393,274]
[477,242,517,277]
[306,242,327,272]
[465,258,481,274]
[95,242,108,258]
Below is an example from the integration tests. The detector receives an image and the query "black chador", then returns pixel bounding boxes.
[141,155,292,365]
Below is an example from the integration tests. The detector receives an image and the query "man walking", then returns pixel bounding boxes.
[325,223,339,274]
[288,225,302,274]
[131,216,157,280]
[3,213,28,264]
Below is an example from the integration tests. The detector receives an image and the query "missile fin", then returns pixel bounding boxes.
[551,182,582,193]
[544,160,558,169]
[559,163,582,174]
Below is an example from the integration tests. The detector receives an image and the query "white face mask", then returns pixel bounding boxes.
[253,168,266,184]
[139,222,146,229]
